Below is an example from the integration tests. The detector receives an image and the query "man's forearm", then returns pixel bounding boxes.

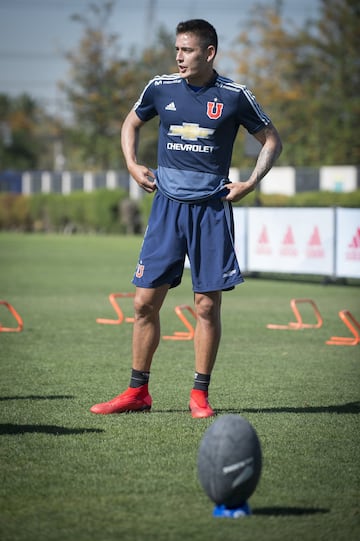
[248,126,283,187]
[121,110,144,171]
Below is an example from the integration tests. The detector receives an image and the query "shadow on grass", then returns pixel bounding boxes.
[253,506,329,516]
[218,401,360,415]
[0,395,75,401]
[0,424,104,436]
[4,397,357,416]
[151,402,360,415]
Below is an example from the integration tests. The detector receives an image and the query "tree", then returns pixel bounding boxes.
[229,1,300,167]
[230,0,360,166]
[134,26,178,167]
[0,93,56,170]
[61,2,176,170]
[60,1,137,169]
[294,0,360,164]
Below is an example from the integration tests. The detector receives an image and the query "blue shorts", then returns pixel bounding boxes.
[132,191,244,293]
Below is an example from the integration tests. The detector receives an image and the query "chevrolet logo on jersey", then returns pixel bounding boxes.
[168,123,215,141]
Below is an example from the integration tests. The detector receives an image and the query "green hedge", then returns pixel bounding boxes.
[233,189,360,208]
[0,189,359,233]
[0,189,129,233]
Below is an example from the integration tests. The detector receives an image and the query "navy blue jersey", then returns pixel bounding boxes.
[133,72,271,202]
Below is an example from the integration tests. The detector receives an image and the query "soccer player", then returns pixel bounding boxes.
[91,19,282,418]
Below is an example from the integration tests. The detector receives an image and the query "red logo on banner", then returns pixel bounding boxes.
[348,228,360,248]
[283,226,295,245]
[256,225,272,254]
[307,226,325,258]
[346,227,360,260]
[308,226,321,246]
[280,226,298,256]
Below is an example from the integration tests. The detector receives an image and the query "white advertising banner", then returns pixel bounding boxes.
[320,166,357,192]
[335,208,360,278]
[260,166,296,196]
[247,208,335,275]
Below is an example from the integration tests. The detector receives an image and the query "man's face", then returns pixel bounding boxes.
[175,32,214,85]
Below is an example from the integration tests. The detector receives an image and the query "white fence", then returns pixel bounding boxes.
[233,207,360,279]
[20,170,129,194]
[1,164,357,195]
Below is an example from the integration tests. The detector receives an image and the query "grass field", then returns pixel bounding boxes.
[0,233,359,541]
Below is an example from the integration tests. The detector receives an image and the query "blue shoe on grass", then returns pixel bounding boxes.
[213,502,251,518]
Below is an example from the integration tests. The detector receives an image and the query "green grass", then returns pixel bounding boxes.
[0,233,359,541]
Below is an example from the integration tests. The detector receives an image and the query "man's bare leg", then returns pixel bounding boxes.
[190,290,222,418]
[90,284,169,414]
[194,291,222,373]
[132,284,170,371]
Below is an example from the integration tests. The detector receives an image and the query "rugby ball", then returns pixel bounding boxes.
[197,414,262,508]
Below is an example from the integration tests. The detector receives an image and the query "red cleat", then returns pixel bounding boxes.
[90,385,152,415]
[189,389,214,419]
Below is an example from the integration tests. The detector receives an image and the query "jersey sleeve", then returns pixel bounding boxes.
[238,87,271,134]
[133,78,159,122]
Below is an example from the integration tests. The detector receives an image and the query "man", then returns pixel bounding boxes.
[91,19,282,418]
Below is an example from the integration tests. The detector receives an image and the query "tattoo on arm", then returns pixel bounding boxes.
[255,147,276,183]
[253,127,282,185]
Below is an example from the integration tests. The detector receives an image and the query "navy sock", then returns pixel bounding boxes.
[193,372,211,391]
[129,369,150,388]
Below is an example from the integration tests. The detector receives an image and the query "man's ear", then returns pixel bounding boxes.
[207,45,216,62]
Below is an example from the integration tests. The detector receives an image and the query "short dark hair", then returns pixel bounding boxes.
[176,19,218,55]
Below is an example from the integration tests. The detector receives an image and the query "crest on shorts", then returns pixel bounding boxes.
[135,264,144,278]
[207,101,224,119]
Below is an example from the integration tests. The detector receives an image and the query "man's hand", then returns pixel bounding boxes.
[129,164,156,193]
[222,181,255,202]
[121,110,156,193]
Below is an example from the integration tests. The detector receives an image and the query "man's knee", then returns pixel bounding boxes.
[134,286,169,320]
[195,292,222,322]
[133,292,156,320]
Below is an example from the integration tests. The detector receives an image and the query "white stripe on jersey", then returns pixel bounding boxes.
[134,73,180,110]
[242,87,271,125]
[216,76,271,125]
[134,72,270,126]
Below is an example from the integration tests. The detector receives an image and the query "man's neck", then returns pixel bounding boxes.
[186,69,215,88]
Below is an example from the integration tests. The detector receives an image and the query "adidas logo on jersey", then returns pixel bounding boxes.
[165,102,176,111]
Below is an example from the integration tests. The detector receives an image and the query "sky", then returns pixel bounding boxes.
[0,0,321,118]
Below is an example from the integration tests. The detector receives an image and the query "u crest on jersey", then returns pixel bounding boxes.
[207,101,224,120]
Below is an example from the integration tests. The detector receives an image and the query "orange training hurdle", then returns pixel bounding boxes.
[0,300,24,332]
[163,304,197,341]
[96,293,135,325]
[267,298,323,330]
[326,310,360,346]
